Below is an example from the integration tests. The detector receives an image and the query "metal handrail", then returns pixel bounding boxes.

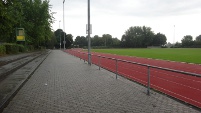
[70,50,201,96]
[87,52,201,78]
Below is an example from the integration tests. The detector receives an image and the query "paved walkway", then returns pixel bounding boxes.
[2,50,200,113]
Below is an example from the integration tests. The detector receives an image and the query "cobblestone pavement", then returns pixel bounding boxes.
[2,50,200,113]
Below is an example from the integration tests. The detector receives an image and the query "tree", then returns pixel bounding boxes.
[121,26,155,48]
[91,35,103,46]
[74,36,87,48]
[46,31,57,49]
[0,0,23,42]
[90,34,120,47]
[112,38,120,47]
[65,34,73,48]
[142,26,154,47]
[195,35,201,47]
[181,35,194,47]
[54,29,63,48]
[121,35,127,47]
[0,0,54,49]
[196,35,201,42]
[54,29,73,49]
[23,0,54,47]
[174,42,182,48]
[153,33,167,46]
[102,34,112,47]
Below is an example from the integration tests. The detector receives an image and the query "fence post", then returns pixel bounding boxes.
[84,53,85,62]
[99,56,101,70]
[116,59,118,79]
[89,53,91,66]
[79,52,81,60]
[147,65,150,95]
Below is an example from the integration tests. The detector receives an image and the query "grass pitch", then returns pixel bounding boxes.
[92,48,201,64]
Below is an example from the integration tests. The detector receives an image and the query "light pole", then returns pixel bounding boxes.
[59,20,61,49]
[63,0,66,50]
[173,25,175,44]
[87,0,91,65]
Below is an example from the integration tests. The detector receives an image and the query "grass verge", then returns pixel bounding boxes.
[92,48,201,64]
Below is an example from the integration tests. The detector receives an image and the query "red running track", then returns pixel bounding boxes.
[65,49,201,108]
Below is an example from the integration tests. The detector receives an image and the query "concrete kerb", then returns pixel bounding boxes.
[0,50,51,112]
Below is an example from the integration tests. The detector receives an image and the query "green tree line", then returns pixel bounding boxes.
[0,0,55,48]
[73,34,120,48]
[121,26,166,48]
[73,26,167,48]
[174,35,201,48]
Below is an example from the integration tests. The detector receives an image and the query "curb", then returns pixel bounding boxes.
[0,50,51,112]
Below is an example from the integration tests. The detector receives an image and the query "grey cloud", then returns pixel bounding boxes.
[90,0,201,17]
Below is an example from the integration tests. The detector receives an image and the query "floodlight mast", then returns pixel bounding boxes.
[87,0,91,65]
[63,0,66,50]
[173,25,175,44]
[59,20,61,49]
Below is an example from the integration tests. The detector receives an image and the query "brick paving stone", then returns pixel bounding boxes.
[2,50,201,113]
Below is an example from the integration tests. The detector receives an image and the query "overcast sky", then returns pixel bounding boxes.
[49,0,201,43]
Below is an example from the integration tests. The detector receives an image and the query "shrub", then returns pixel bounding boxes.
[0,45,6,55]
[4,43,19,54]
[0,43,37,55]
[27,45,34,51]
[18,44,26,52]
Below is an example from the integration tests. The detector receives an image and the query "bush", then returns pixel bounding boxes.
[0,43,37,55]
[27,45,34,51]
[91,46,110,49]
[0,45,6,55]
[4,43,19,54]
[18,44,26,52]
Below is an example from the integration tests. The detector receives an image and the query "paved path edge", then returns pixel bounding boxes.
[0,50,51,113]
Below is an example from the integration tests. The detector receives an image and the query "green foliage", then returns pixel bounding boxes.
[54,29,73,49]
[1,43,29,54]
[90,34,120,47]
[27,45,34,51]
[74,36,87,48]
[102,34,113,46]
[196,35,201,42]
[194,35,201,47]
[4,43,19,54]
[0,0,54,48]
[91,46,110,49]
[121,26,156,48]
[47,31,57,49]
[181,35,194,47]
[92,48,201,64]
[18,44,26,52]
[0,1,22,42]
[0,45,6,55]
[112,38,121,47]
[91,35,104,46]
[153,33,167,46]
[173,42,182,48]
[66,34,73,48]
[74,34,120,48]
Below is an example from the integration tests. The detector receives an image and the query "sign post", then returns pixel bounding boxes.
[16,28,25,41]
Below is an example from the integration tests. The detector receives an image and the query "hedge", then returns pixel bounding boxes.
[2,43,28,54]
[4,43,19,54]
[18,44,26,52]
[0,43,45,55]
[0,45,6,55]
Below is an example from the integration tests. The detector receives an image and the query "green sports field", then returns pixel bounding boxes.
[92,48,201,64]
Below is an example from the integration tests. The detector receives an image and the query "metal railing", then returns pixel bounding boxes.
[67,49,201,108]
